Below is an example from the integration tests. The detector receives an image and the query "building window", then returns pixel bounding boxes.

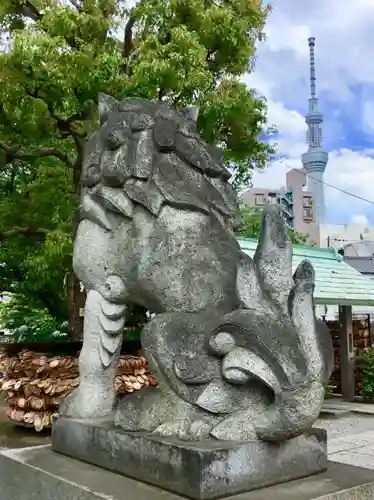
[303,207,313,221]
[303,196,312,207]
[267,192,277,204]
[254,194,266,205]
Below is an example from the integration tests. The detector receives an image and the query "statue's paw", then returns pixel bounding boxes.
[152,418,212,441]
[59,386,115,420]
[188,419,212,440]
[152,419,190,439]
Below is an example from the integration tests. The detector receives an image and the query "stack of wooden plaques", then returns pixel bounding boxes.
[0,349,156,431]
[325,320,341,394]
[325,315,372,396]
[353,316,372,357]
[115,355,156,393]
[353,316,372,396]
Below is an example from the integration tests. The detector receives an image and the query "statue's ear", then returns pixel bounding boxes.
[98,93,119,125]
[182,105,199,122]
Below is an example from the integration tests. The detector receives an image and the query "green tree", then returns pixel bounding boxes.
[236,205,310,245]
[0,0,274,186]
[0,0,275,338]
[0,293,69,343]
[0,161,74,321]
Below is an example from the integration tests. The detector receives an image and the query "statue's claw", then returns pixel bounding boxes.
[152,420,190,439]
[152,419,212,441]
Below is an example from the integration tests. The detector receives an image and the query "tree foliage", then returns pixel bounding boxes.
[0,161,73,322]
[0,293,69,342]
[0,0,275,336]
[0,0,274,187]
[236,205,310,245]
[356,349,374,402]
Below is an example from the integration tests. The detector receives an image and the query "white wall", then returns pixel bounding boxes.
[319,223,374,249]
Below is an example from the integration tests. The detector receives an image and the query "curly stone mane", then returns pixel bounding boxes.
[81,95,238,226]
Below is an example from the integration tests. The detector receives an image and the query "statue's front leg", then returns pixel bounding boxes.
[60,285,126,419]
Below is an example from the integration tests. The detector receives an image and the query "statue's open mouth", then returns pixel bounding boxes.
[77,184,136,232]
[77,193,113,232]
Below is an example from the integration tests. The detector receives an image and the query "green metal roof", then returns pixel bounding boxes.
[237,237,374,306]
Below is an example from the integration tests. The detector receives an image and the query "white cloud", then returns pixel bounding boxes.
[247,0,374,224]
[363,101,374,133]
[267,102,305,140]
[350,214,369,225]
[255,0,374,98]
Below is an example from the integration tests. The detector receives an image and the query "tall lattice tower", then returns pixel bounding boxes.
[301,37,328,224]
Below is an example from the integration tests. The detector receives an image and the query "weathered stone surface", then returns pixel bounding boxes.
[1,445,374,500]
[63,94,333,454]
[54,92,337,500]
[52,417,328,500]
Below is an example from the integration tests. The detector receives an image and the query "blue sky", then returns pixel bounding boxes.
[245,0,374,226]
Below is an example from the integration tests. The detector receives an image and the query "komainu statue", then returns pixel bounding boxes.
[60,94,333,443]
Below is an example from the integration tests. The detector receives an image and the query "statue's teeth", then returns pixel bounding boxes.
[80,194,112,231]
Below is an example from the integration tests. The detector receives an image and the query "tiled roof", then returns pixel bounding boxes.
[343,240,374,257]
[344,257,374,275]
[237,237,374,306]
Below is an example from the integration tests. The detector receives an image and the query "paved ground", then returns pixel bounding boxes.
[316,414,374,469]
[1,396,374,470]
[323,397,374,415]
[0,400,50,450]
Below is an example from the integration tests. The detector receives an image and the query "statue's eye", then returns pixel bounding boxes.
[83,164,101,187]
[106,129,128,149]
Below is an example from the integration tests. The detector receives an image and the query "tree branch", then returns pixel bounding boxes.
[71,133,85,192]
[0,140,73,168]
[71,134,84,167]
[67,0,83,11]
[19,0,42,21]
[0,227,48,242]
[15,1,79,48]
[0,95,77,169]
[158,87,167,100]
[206,47,220,73]
[25,89,89,136]
[123,15,135,58]
[0,89,87,186]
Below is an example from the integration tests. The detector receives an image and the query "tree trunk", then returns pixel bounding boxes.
[66,267,85,340]
[66,154,85,340]
[36,290,67,323]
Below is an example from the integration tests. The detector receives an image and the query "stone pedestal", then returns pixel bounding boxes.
[52,417,328,500]
[2,445,374,500]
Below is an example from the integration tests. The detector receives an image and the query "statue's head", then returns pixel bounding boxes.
[79,94,238,231]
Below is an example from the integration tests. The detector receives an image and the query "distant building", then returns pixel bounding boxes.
[319,225,374,249]
[342,240,374,281]
[240,37,326,246]
[301,37,328,224]
[240,168,319,244]
[319,241,374,319]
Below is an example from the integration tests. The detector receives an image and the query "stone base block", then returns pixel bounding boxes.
[52,416,328,499]
[1,445,374,500]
